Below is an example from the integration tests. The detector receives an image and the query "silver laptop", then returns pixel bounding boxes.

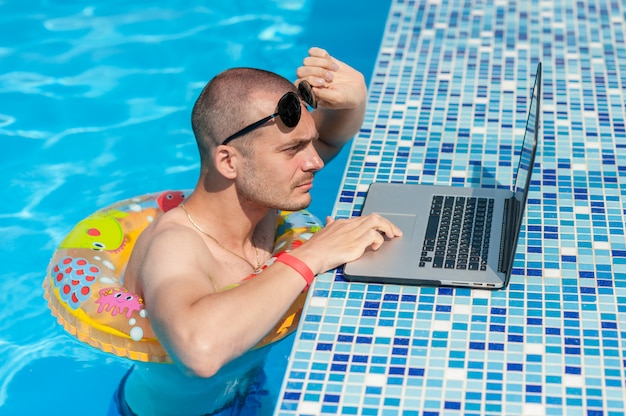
[343,62,542,289]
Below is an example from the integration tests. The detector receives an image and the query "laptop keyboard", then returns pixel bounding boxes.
[420,195,494,271]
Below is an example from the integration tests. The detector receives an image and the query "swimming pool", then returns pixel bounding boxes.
[0,0,390,414]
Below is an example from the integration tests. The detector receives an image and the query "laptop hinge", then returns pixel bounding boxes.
[498,196,520,274]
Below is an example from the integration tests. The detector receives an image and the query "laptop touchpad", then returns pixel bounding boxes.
[377,213,417,239]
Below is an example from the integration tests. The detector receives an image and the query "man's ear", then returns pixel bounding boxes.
[214,145,239,179]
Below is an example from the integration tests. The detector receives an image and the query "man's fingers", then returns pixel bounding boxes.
[297,56,338,84]
[369,230,386,251]
[362,213,403,238]
[307,46,330,58]
[380,220,403,238]
[303,56,338,71]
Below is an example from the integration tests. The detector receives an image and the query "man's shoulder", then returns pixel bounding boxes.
[128,209,216,285]
[137,209,207,257]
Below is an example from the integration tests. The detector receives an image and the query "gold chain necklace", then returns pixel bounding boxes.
[179,203,262,272]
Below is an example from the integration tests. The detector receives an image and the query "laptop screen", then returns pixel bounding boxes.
[512,63,542,231]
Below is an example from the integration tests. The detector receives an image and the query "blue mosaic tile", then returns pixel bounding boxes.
[276,0,626,414]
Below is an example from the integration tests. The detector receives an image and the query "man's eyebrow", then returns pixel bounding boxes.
[282,133,319,147]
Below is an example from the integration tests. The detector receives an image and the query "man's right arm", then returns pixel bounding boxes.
[138,225,307,378]
[138,213,401,378]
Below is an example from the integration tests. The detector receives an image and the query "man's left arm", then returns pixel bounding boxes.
[296,47,367,162]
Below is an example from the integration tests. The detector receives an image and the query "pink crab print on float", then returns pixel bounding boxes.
[95,287,144,318]
[157,190,186,212]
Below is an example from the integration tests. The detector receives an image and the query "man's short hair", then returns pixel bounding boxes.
[191,68,297,166]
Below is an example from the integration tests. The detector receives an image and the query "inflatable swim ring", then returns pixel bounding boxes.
[43,190,322,363]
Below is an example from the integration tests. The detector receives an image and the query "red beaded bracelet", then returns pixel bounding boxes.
[275,252,315,289]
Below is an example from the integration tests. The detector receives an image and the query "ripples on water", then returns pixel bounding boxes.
[1,0,389,412]
[1,1,312,413]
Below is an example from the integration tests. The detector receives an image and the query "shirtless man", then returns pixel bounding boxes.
[111,47,401,415]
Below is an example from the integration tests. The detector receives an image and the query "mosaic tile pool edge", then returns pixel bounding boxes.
[277,0,626,414]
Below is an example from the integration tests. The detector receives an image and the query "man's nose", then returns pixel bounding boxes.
[303,146,324,172]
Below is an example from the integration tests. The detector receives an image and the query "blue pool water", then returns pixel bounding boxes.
[0,1,390,414]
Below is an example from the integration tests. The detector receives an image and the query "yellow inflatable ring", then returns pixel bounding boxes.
[43,190,322,363]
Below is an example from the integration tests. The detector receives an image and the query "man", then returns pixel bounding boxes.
[111,47,402,415]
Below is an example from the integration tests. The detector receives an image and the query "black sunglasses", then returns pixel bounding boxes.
[221,80,317,146]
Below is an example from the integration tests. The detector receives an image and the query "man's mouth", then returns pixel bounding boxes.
[295,174,315,190]
[296,181,313,190]
[295,177,314,190]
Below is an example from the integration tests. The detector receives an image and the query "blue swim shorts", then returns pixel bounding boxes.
[107,367,269,416]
